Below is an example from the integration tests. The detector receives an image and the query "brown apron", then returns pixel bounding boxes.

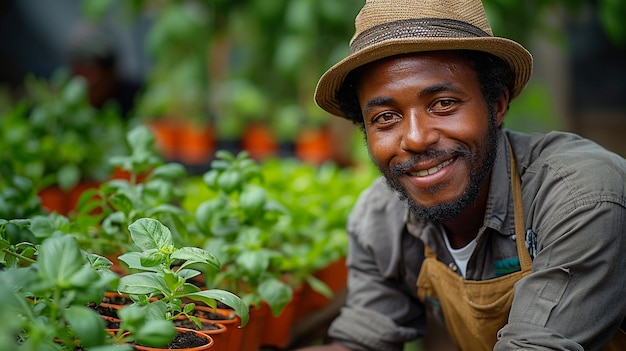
[416,144,626,351]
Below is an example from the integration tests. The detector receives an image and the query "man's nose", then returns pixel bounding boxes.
[400,112,439,153]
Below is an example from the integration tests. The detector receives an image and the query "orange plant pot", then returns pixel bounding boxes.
[67,181,101,214]
[197,322,227,351]
[147,119,179,161]
[123,327,214,351]
[230,303,270,351]
[241,123,278,160]
[177,124,216,165]
[192,306,243,351]
[295,127,332,165]
[38,185,69,215]
[260,286,303,349]
[305,257,348,311]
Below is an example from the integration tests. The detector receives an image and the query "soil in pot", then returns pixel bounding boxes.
[102,292,133,305]
[125,327,214,351]
[176,314,228,351]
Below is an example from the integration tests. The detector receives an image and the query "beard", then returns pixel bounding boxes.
[374,111,500,224]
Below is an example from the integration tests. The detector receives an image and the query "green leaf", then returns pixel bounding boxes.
[239,185,267,218]
[118,272,169,295]
[217,169,242,193]
[140,249,169,267]
[171,246,221,271]
[305,274,333,299]
[68,264,101,288]
[118,252,161,272]
[150,163,187,179]
[83,252,113,271]
[128,218,173,251]
[65,305,108,348]
[108,193,134,214]
[187,289,250,327]
[38,235,84,288]
[236,250,270,278]
[29,214,69,239]
[133,319,177,348]
[258,278,292,316]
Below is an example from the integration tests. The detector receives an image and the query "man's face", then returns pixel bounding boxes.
[357,52,503,223]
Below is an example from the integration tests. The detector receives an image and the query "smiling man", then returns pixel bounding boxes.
[295,1,626,351]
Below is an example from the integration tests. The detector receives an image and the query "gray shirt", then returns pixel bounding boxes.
[328,129,626,351]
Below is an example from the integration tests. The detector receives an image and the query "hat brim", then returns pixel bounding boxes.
[315,36,533,118]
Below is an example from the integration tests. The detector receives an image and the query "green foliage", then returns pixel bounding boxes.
[0,234,125,350]
[84,0,626,143]
[0,71,128,192]
[77,124,191,254]
[183,151,378,316]
[191,150,293,316]
[114,217,249,347]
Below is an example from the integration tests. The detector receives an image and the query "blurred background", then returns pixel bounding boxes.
[1,0,625,171]
[0,1,624,350]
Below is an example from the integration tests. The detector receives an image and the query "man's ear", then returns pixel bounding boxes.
[494,87,510,127]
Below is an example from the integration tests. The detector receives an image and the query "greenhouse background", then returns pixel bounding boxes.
[1,0,625,171]
[0,1,625,350]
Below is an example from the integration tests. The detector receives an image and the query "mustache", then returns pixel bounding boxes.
[390,147,471,177]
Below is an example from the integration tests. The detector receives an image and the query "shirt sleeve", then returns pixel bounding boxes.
[496,149,626,351]
[327,178,427,351]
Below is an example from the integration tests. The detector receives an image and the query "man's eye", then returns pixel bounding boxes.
[372,112,399,124]
[428,99,457,113]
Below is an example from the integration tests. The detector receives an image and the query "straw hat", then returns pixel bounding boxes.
[315,0,533,118]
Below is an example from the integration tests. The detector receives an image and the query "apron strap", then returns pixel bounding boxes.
[508,140,533,271]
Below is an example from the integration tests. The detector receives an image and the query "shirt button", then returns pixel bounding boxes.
[448,262,458,272]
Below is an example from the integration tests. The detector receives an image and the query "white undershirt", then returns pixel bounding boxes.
[442,227,477,278]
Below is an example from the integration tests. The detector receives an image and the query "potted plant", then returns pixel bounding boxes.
[75,124,191,258]
[113,217,249,350]
[0,71,129,216]
[0,223,126,350]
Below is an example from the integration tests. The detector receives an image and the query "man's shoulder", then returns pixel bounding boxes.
[353,176,403,213]
[508,130,625,173]
[348,176,408,239]
[507,130,626,204]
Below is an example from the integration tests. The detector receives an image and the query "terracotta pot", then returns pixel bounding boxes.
[177,123,215,166]
[147,119,180,162]
[111,166,151,184]
[306,257,348,310]
[123,327,214,351]
[174,315,227,351]
[260,286,303,349]
[67,181,100,213]
[101,314,121,333]
[238,303,270,351]
[295,127,332,165]
[38,185,68,215]
[191,306,242,351]
[241,123,277,160]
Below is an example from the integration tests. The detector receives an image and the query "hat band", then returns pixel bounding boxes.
[350,18,491,54]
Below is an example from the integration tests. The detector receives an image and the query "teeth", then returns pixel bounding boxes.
[411,158,453,177]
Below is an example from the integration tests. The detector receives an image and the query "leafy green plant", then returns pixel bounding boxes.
[75,124,191,255]
[191,150,294,316]
[259,158,378,293]
[0,171,44,220]
[0,233,126,350]
[114,217,249,348]
[0,71,128,193]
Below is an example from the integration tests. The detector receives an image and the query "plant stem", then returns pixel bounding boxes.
[1,248,36,264]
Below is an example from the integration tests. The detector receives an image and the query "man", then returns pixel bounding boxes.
[298,0,626,350]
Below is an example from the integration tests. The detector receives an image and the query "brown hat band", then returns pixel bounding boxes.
[351,18,491,54]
